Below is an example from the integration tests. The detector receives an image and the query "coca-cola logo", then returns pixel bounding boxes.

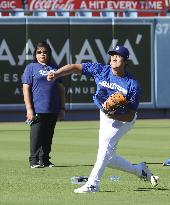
[28,0,166,11]
[29,0,75,10]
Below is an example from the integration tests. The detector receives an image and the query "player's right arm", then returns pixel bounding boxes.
[23,84,34,120]
[47,64,82,81]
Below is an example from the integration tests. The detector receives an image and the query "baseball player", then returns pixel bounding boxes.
[47,45,159,193]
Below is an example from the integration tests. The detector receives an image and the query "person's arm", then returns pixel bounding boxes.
[107,109,136,122]
[23,84,34,120]
[57,83,65,121]
[47,64,82,81]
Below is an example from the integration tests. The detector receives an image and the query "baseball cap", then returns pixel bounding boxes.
[108,45,129,60]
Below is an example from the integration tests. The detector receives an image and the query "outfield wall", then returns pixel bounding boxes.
[0,17,170,121]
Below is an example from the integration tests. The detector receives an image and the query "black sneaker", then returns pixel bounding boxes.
[42,161,56,168]
[30,163,44,168]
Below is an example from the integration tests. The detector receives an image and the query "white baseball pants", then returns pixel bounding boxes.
[87,110,142,187]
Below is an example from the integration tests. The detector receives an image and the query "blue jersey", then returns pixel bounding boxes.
[82,62,141,114]
[22,62,62,113]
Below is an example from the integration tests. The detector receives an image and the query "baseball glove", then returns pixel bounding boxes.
[103,92,128,115]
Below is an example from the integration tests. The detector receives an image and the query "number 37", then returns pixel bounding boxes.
[156,23,170,35]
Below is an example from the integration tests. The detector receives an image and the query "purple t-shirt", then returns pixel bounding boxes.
[22,62,62,113]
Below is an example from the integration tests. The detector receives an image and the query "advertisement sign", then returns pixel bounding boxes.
[0,23,26,103]
[165,0,170,10]
[68,23,152,104]
[0,0,22,9]
[0,20,152,107]
[75,0,165,10]
[27,0,166,16]
[27,0,165,10]
[0,0,22,16]
[115,23,152,104]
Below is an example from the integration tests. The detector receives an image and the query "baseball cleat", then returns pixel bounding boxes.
[163,158,170,166]
[74,184,99,193]
[140,162,159,187]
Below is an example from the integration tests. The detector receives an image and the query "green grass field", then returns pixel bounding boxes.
[0,120,170,205]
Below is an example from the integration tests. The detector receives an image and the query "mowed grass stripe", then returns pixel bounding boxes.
[0,120,170,205]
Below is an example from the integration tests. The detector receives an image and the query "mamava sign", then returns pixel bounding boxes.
[0,22,152,104]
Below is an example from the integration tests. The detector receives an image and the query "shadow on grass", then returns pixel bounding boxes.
[146,162,163,165]
[56,164,94,167]
[100,190,115,193]
[134,187,169,191]
[54,162,166,168]
[86,187,169,193]
[133,162,163,165]
[56,163,164,168]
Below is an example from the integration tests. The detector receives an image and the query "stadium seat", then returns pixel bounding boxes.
[123,9,138,17]
[55,11,70,17]
[100,11,115,17]
[14,9,25,16]
[34,10,47,17]
[1,12,10,16]
[75,11,92,17]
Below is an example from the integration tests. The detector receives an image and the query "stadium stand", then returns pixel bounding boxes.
[0,0,170,122]
[165,0,170,15]
[0,0,168,18]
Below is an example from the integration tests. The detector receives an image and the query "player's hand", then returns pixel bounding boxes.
[102,103,116,116]
[26,108,34,120]
[102,101,108,110]
[47,72,56,81]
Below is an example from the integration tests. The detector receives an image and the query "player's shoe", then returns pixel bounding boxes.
[44,161,56,168]
[40,161,56,168]
[74,184,99,193]
[30,163,44,168]
[163,158,170,166]
[140,162,158,187]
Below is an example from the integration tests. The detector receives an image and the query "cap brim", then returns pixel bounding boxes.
[108,50,119,55]
[108,50,127,60]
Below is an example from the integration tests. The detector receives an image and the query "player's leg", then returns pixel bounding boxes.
[108,154,142,176]
[29,120,43,168]
[88,111,136,184]
[108,156,158,187]
[74,111,136,193]
[39,114,57,167]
